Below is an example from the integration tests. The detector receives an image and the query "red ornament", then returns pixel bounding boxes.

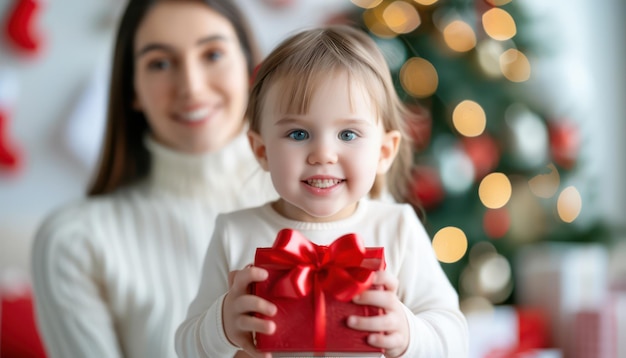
[0,109,22,172]
[4,0,45,56]
[410,166,445,210]
[483,207,510,239]
[461,134,500,181]
[548,120,579,170]
[405,104,432,151]
[0,71,23,173]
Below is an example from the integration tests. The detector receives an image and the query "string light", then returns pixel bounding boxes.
[383,1,421,34]
[350,0,383,9]
[413,0,439,6]
[452,100,486,137]
[432,226,468,263]
[482,8,516,41]
[479,172,512,209]
[557,186,582,223]
[442,20,476,53]
[400,57,438,98]
[500,49,531,82]
[528,163,560,198]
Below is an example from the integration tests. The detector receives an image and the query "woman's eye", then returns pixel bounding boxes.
[288,130,309,141]
[205,50,223,62]
[339,130,357,141]
[147,59,170,71]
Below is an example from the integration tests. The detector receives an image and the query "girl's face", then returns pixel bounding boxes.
[249,72,400,222]
[133,1,249,153]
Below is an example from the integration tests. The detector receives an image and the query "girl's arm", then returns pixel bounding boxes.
[348,205,469,358]
[175,216,275,358]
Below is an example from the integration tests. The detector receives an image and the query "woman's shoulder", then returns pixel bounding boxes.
[33,192,132,249]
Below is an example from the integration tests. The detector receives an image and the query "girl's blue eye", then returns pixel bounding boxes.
[339,130,357,141]
[288,130,309,141]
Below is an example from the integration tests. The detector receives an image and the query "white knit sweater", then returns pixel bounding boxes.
[31,132,278,358]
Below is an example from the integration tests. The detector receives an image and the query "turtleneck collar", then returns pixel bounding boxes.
[143,130,254,198]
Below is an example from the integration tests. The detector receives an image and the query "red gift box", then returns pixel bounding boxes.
[253,229,385,357]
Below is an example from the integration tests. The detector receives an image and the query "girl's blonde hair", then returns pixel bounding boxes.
[247,25,414,203]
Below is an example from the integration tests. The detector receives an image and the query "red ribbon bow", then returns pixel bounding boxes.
[257,228,378,351]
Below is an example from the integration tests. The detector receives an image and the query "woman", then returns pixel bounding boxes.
[30,0,277,357]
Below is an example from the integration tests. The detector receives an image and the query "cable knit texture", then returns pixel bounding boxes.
[31,131,277,358]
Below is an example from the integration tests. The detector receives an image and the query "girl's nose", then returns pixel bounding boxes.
[307,140,338,165]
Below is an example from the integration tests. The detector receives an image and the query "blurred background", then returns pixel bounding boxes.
[0,0,625,357]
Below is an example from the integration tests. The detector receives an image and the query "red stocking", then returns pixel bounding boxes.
[0,109,22,172]
[4,0,44,56]
[0,71,22,172]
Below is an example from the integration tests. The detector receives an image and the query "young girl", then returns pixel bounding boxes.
[176,25,468,358]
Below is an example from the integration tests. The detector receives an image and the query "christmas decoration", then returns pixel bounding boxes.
[3,0,45,56]
[339,0,605,313]
[253,229,385,356]
[0,69,22,173]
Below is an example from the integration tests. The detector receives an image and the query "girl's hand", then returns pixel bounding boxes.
[347,270,409,358]
[223,265,276,358]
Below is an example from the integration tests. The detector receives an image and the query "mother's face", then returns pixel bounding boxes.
[133,1,249,154]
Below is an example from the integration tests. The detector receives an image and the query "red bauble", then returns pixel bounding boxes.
[461,134,500,181]
[410,166,445,210]
[405,104,432,151]
[483,207,510,239]
[0,109,23,173]
[548,120,579,170]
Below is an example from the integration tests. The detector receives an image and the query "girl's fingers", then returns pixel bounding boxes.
[371,270,398,292]
[231,266,269,293]
[347,312,399,332]
[235,314,276,335]
[234,295,277,317]
[353,289,398,311]
[367,331,405,349]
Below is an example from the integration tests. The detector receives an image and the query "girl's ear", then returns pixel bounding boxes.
[247,130,269,171]
[377,130,401,174]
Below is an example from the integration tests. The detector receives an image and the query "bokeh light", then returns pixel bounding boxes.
[363,7,396,38]
[483,207,510,238]
[557,186,582,223]
[432,226,468,263]
[452,100,486,137]
[351,0,384,9]
[476,39,505,78]
[528,163,560,198]
[482,8,516,41]
[479,172,512,209]
[383,1,421,34]
[485,0,512,5]
[443,20,476,53]
[400,57,439,98]
[500,49,531,82]
[477,253,513,303]
[413,0,439,6]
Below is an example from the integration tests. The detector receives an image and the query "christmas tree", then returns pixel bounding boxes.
[339,0,607,306]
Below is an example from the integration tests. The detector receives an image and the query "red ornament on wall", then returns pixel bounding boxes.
[4,0,45,56]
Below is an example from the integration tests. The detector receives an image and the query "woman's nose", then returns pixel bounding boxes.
[176,59,205,98]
